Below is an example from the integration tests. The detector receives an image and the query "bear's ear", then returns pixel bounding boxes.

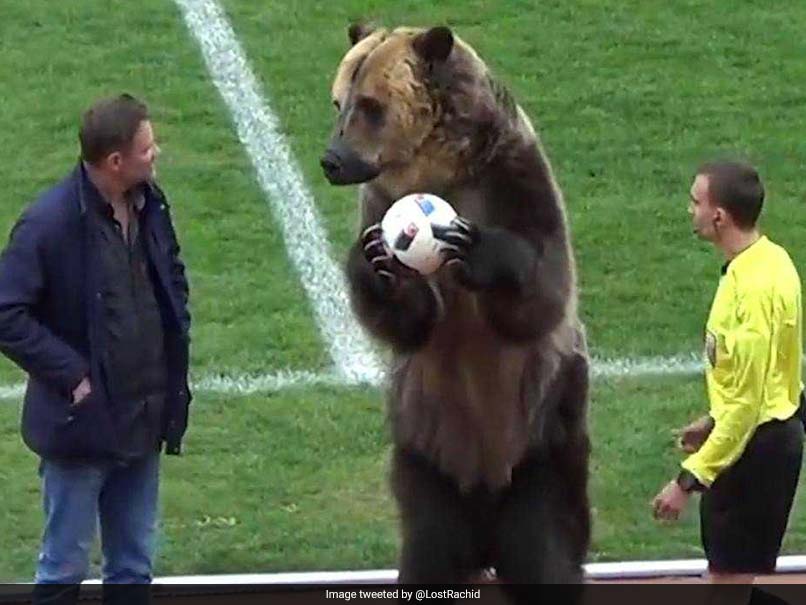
[348,22,376,46]
[413,26,454,63]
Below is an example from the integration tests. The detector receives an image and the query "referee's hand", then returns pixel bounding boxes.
[652,480,690,521]
[673,415,714,453]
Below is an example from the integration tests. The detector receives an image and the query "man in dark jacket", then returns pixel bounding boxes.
[0,94,191,604]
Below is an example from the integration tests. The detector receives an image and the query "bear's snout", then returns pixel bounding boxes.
[320,139,380,185]
[320,151,342,182]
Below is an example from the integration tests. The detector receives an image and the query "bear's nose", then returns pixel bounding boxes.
[320,153,341,180]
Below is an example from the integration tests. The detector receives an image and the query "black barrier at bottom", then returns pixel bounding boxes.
[0,584,803,605]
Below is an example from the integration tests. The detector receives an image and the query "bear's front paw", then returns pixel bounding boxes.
[433,216,487,289]
[435,218,531,291]
[433,216,478,256]
[361,224,419,294]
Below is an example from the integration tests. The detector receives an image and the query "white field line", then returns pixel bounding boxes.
[6,352,806,401]
[590,352,704,378]
[0,355,716,402]
[173,0,383,384]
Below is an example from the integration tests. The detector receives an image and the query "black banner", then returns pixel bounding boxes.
[1,583,804,605]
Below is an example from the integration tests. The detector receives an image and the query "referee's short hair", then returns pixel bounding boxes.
[696,160,765,229]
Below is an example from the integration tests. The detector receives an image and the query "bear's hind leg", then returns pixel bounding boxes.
[495,353,591,600]
[391,449,482,584]
[493,456,586,598]
[494,487,585,604]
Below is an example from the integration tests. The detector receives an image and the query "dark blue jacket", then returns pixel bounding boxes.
[0,163,191,460]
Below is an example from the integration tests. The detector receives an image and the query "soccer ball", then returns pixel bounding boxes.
[381,193,457,275]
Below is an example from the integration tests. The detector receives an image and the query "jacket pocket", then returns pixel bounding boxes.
[59,388,118,458]
[22,379,115,459]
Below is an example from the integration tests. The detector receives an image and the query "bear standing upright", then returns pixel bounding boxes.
[321,24,591,587]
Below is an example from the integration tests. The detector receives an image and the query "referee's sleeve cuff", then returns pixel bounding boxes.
[677,469,707,493]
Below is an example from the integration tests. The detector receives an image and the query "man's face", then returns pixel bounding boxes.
[117,120,160,188]
[689,174,720,241]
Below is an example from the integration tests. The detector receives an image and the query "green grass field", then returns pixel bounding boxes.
[1,0,806,581]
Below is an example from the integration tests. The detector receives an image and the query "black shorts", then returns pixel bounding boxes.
[700,415,804,574]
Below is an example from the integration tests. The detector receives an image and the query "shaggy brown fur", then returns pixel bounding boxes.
[322,24,591,593]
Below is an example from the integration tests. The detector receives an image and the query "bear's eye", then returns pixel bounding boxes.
[355,96,385,126]
[332,99,341,112]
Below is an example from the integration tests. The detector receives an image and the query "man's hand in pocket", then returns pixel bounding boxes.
[71,377,92,407]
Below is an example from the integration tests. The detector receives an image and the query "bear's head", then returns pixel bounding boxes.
[320,24,510,194]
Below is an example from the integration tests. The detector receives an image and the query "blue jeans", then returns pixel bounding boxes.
[34,453,160,585]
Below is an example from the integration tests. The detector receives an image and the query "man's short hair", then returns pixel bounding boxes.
[79,94,149,165]
[696,160,764,229]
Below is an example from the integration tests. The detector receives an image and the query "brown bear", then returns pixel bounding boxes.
[321,24,591,589]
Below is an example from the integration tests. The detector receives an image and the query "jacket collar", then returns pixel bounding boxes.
[75,159,166,216]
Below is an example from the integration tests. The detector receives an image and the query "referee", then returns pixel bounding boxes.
[652,161,804,582]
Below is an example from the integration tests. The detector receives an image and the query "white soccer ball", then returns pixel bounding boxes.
[381,193,457,275]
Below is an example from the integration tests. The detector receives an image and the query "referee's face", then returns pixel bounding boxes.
[689,174,718,242]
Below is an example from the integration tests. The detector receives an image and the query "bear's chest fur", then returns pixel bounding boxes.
[390,275,565,492]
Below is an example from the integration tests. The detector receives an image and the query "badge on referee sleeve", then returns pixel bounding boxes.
[705,330,717,368]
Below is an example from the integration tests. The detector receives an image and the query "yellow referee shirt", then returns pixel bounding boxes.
[682,236,802,487]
